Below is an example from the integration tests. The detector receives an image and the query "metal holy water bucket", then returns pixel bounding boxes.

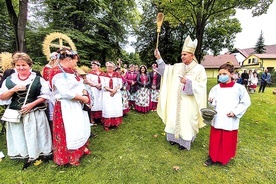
[200,108,217,125]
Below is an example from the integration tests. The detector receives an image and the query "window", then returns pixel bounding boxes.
[252,58,258,64]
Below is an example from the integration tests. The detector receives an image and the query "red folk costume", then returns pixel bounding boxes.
[102,71,123,131]
[49,65,90,166]
[121,75,130,115]
[42,64,56,122]
[87,70,105,119]
[42,65,52,81]
[149,71,161,111]
[135,73,151,113]
[125,71,138,108]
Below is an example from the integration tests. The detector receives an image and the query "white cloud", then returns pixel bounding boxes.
[234,1,276,49]
[125,36,136,53]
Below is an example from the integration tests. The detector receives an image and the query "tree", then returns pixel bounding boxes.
[5,0,28,51]
[134,1,183,66]
[0,0,15,53]
[153,0,273,62]
[203,18,242,56]
[30,0,139,66]
[254,31,266,54]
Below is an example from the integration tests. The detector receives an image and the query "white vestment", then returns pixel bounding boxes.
[156,59,207,141]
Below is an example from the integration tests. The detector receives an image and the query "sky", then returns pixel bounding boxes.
[125,1,276,53]
[234,1,276,49]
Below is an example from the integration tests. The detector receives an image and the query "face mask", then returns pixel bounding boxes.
[218,75,230,83]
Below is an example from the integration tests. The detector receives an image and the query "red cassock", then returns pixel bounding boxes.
[209,126,238,165]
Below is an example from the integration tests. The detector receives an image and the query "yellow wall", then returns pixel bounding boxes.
[262,59,276,69]
[205,69,218,78]
[206,55,276,78]
[205,68,246,78]
[243,55,261,68]
[243,55,276,70]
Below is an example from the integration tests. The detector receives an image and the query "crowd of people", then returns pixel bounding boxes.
[3,34,276,170]
[0,48,163,169]
[233,68,271,93]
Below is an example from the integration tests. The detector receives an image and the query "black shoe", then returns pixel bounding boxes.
[169,141,176,145]
[22,160,32,170]
[40,155,53,163]
[203,157,214,167]
[91,134,97,138]
[178,145,186,150]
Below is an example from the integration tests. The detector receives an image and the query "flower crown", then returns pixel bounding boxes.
[57,48,79,60]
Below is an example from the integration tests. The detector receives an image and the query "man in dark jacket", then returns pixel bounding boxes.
[241,70,249,87]
[258,69,269,93]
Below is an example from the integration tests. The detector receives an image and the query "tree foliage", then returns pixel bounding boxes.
[28,0,139,66]
[1,0,140,67]
[0,0,273,69]
[254,30,266,54]
[135,0,273,63]
[0,0,15,53]
[134,1,183,65]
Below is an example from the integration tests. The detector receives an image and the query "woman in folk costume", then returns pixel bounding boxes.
[149,63,161,111]
[42,52,58,81]
[102,61,123,131]
[76,68,97,139]
[120,68,130,115]
[154,35,207,150]
[0,52,52,169]
[85,60,105,124]
[135,65,151,113]
[248,72,258,93]
[42,52,58,127]
[204,62,251,166]
[49,48,91,166]
[125,64,138,109]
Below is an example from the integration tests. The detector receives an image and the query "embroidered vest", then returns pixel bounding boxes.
[6,76,46,110]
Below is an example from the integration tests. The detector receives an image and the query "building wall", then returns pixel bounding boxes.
[205,69,218,78]
[242,55,276,71]
[262,59,276,70]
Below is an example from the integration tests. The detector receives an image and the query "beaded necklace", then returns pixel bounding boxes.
[18,73,31,81]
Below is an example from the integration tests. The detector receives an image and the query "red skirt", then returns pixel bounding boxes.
[52,101,88,165]
[123,108,130,115]
[135,105,150,113]
[102,117,123,130]
[91,111,102,119]
[149,101,158,111]
[209,126,238,165]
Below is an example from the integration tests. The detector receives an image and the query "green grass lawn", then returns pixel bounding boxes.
[0,79,275,184]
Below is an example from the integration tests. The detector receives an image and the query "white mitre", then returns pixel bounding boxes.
[182,35,197,54]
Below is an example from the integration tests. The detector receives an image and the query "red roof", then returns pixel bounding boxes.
[254,54,276,59]
[201,54,240,69]
[233,44,276,57]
